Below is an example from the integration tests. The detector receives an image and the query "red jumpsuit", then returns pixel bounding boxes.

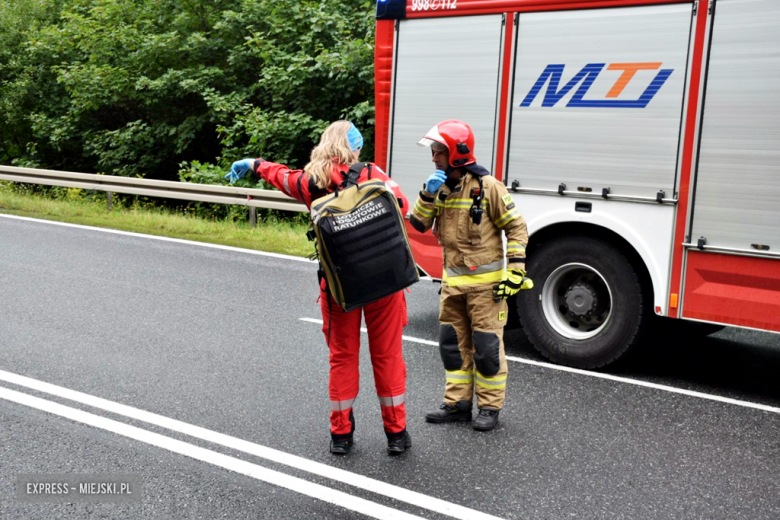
[253,160,410,441]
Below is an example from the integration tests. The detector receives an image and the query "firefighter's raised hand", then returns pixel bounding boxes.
[225,159,254,184]
[493,269,534,300]
[424,170,447,193]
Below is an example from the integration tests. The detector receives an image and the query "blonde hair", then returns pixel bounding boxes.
[305,120,358,189]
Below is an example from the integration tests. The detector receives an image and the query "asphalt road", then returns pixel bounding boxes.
[1,214,779,519]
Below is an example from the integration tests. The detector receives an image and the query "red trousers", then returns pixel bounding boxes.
[320,289,408,439]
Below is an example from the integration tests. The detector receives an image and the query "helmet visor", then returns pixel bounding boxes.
[417,125,445,148]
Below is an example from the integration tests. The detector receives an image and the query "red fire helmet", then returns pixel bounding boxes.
[417,119,476,168]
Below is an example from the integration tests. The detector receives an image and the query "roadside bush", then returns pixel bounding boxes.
[0,0,375,219]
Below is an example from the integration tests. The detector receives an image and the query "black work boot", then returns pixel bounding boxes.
[425,401,472,423]
[386,430,412,455]
[330,435,354,455]
[330,411,355,454]
[473,408,500,431]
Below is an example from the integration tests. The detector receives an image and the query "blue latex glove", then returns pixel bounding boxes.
[225,159,254,184]
[425,170,447,193]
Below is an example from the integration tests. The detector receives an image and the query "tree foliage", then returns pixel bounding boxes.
[0,0,376,187]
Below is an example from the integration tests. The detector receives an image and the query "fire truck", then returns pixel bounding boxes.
[373,0,780,368]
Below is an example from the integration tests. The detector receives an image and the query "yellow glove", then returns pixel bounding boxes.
[493,268,534,300]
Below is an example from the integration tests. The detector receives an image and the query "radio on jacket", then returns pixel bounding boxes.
[310,162,419,311]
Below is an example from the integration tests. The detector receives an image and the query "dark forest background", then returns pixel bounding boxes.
[0,0,376,195]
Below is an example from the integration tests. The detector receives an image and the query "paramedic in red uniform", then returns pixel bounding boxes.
[226,120,411,455]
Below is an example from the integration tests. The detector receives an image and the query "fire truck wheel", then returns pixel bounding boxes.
[517,236,648,369]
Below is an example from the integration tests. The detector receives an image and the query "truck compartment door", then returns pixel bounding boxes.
[389,15,503,203]
[683,0,780,331]
[690,0,780,252]
[507,4,693,198]
[389,15,504,277]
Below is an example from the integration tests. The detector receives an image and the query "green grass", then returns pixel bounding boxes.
[0,184,313,257]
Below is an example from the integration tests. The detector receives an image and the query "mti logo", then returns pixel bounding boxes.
[520,63,674,108]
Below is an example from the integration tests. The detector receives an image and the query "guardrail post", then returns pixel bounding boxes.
[248,195,256,228]
[106,192,113,211]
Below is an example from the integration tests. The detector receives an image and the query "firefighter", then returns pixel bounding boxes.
[410,119,532,431]
[226,120,412,455]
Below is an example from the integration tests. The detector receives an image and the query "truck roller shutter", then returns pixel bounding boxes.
[507,4,692,199]
[389,15,503,201]
[681,0,780,332]
[691,0,780,252]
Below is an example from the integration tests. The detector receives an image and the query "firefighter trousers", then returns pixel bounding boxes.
[438,288,509,409]
[321,289,408,440]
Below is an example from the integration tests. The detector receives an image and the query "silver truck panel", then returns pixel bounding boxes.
[507,4,692,198]
[388,15,503,200]
[691,0,780,251]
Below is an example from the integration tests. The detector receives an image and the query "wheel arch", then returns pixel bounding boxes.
[526,220,658,313]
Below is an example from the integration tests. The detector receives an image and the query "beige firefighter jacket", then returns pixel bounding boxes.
[411,170,528,294]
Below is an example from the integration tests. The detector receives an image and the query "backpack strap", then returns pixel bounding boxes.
[340,162,370,190]
[307,175,328,201]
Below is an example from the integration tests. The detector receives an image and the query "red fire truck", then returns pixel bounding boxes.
[374,0,780,368]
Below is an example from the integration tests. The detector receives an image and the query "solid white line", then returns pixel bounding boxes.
[0,386,422,520]
[502,356,780,415]
[299,318,780,415]
[0,369,503,520]
[0,213,315,264]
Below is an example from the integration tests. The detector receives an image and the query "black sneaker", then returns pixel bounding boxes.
[473,408,500,431]
[330,437,354,455]
[386,430,412,455]
[425,401,472,423]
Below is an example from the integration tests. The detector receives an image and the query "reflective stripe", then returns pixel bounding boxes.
[445,369,474,384]
[442,268,506,287]
[378,393,406,407]
[507,242,526,253]
[330,398,355,411]
[283,173,291,194]
[414,200,434,217]
[495,209,521,228]
[435,198,489,210]
[476,380,506,389]
[445,259,505,278]
[435,197,470,207]
[475,372,507,389]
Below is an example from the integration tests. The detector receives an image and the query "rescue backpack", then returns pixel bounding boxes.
[309,163,418,311]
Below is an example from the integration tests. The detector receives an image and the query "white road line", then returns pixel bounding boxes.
[0,386,422,520]
[299,318,780,415]
[0,369,504,520]
[0,213,315,264]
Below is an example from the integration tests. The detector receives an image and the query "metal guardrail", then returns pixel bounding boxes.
[0,165,308,216]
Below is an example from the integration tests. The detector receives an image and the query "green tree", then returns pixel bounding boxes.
[0,0,376,188]
[0,0,68,165]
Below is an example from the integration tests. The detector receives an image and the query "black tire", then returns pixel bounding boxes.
[517,235,650,369]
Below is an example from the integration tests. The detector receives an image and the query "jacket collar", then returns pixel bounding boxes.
[463,163,490,177]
